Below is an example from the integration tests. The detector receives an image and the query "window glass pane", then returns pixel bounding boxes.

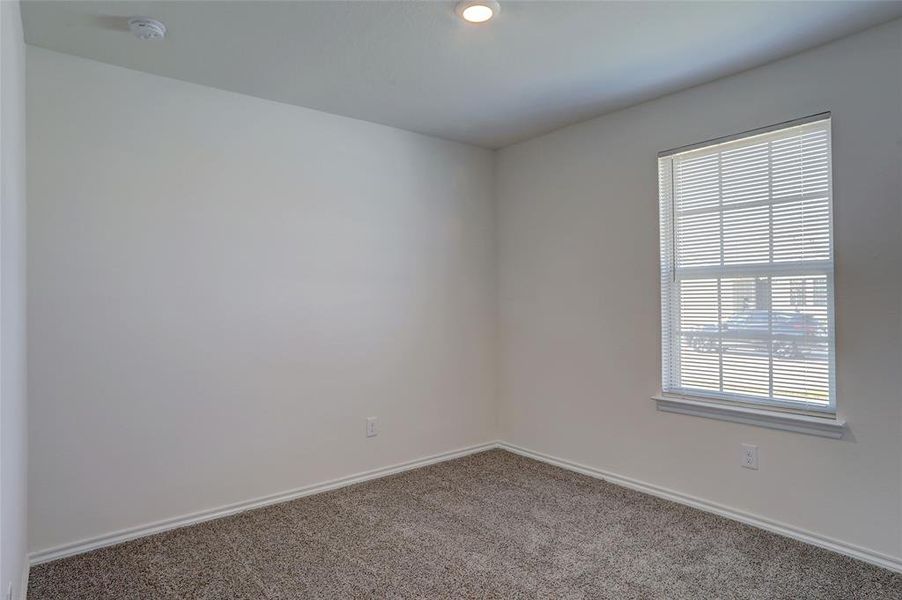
[659,117,835,412]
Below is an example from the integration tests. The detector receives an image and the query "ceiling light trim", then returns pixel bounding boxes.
[455,1,500,24]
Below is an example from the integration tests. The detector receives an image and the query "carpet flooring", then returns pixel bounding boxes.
[28,449,902,599]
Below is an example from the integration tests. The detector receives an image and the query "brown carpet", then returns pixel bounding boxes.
[28,449,902,599]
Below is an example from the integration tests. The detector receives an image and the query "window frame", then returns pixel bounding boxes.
[657,113,837,418]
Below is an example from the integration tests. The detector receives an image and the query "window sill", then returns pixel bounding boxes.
[652,395,846,439]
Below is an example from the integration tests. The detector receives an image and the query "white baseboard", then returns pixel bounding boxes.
[28,441,500,566]
[498,441,902,574]
[29,439,902,576]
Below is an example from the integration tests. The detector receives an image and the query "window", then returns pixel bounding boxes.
[658,114,835,415]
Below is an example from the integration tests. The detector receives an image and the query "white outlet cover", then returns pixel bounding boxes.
[741,444,759,470]
[366,417,377,438]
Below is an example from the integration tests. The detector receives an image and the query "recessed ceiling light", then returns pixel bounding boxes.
[128,17,166,40]
[456,1,500,24]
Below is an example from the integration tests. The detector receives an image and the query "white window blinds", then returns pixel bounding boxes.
[658,115,835,413]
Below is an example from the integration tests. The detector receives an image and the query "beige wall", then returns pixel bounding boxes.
[27,47,497,554]
[1,0,29,596]
[496,20,902,560]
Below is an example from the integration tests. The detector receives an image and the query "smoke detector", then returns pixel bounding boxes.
[128,17,166,40]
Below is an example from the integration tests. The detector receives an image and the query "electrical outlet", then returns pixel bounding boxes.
[741,444,759,470]
[366,417,378,438]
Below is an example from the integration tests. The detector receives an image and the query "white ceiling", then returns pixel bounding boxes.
[21,1,902,148]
